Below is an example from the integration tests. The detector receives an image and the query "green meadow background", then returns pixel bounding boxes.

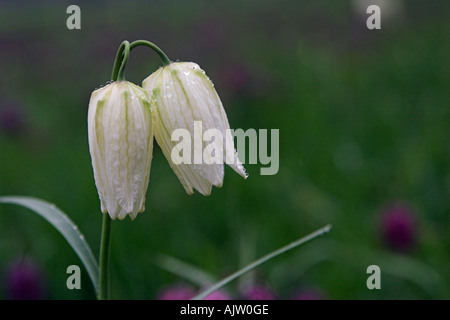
[0,0,448,299]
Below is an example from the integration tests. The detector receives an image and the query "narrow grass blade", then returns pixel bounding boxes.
[154,253,217,287]
[0,196,99,295]
[193,224,332,300]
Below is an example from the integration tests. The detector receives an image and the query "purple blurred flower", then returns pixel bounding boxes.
[203,290,232,300]
[292,288,324,300]
[380,202,416,252]
[157,284,196,300]
[5,258,46,300]
[241,284,276,300]
[0,103,25,135]
[195,18,228,52]
[216,62,253,97]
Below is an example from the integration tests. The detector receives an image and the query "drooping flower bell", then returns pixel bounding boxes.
[87,81,153,220]
[142,62,247,195]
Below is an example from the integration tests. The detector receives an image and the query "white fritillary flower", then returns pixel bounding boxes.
[143,62,247,195]
[88,81,153,220]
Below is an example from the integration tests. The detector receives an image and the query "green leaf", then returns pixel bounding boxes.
[154,253,217,287]
[193,224,332,300]
[0,196,99,295]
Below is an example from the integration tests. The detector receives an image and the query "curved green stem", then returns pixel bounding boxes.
[111,41,130,81]
[111,40,170,82]
[117,42,130,81]
[98,213,112,300]
[130,40,171,66]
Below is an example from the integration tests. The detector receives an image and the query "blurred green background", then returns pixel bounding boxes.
[0,0,448,299]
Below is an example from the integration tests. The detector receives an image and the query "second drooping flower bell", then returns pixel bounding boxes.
[88,81,153,220]
[142,62,247,196]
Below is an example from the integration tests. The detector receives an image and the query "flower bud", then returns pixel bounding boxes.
[142,62,247,195]
[88,81,153,220]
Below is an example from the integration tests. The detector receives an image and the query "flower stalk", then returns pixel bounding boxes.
[130,40,171,66]
[111,41,130,81]
[98,212,112,300]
